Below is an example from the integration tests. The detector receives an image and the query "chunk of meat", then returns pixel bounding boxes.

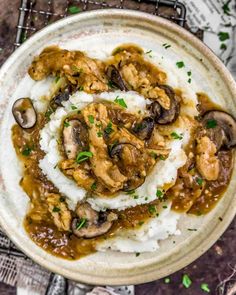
[82,103,127,192]
[28,46,108,93]
[196,136,220,181]
[46,193,72,231]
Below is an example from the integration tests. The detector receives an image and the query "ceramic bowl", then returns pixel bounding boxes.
[0,10,235,285]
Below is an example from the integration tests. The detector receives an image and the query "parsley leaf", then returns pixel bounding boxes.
[162,43,171,49]
[64,121,70,127]
[52,206,60,213]
[22,146,32,156]
[176,61,185,68]
[71,105,77,110]
[97,131,103,137]
[187,71,192,76]
[182,274,192,288]
[135,252,140,257]
[104,121,113,135]
[76,151,93,163]
[156,189,163,199]
[68,5,81,14]
[206,119,217,129]
[114,96,127,108]
[201,283,210,293]
[222,1,231,15]
[196,177,203,186]
[91,182,97,190]
[218,32,230,42]
[171,132,183,140]
[76,218,87,230]
[55,76,60,83]
[220,43,227,50]
[88,115,94,124]
[148,205,156,214]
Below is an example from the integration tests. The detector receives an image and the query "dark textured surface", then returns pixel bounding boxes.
[0,1,235,295]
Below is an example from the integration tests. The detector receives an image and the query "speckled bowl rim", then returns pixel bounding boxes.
[0,9,235,285]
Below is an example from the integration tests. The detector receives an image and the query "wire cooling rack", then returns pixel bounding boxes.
[15,0,188,47]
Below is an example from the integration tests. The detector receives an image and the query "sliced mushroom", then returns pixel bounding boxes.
[132,117,154,140]
[63,119,88,159]
[12,97,37,129]
[72,202,117,238]
[109,143,146,190]
[50,85,73,109]
[148,85,180,125]
[106,65,127,91]
[202,110,236,149]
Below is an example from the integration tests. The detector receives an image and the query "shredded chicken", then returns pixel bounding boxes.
[46,193,72,231]
[28,46,108,93]
[196,136,220,181]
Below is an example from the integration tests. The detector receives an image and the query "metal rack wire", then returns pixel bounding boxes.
[15,0,187,47]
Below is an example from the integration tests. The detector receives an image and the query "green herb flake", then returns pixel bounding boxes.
[206,119,217,129]
[148,205,156,214]
[64,121,70,127]
[188,78,192,84]
[162,43,171,49]
[222,1,231,15]
[97,131,103,137]
[145,197,148,201]
[22,146,32,156]
[45,108,53,120]
[52,206,61,213]
[135,252,140,257]
[156,213,159,217]
[53,164,57,169]
[150,151,158,159]
[88,115,94,124]
[76,151,93,163]
[78,85,84,91]
[59,197,65,202]
[159,155,166,161]
[218,31,230,42]
[219,217,223,222]
[187,228,197,231]
[55,76,60,83]
[76,218,87,230]
[108,80,116,89]
[163,205,168,209]
[71,105,77,110]
[187,71,192,76]
[114,96,127,108]
[201,283,210,293]
[182,274,192,288]
[145,50,152,54]
[176,61,185,68]
[156,189,163,199]
[220,43,227,50]
[164,277,171,284]
[196,177,203,186]
[91,182,97,190]
[68,5,81,14]
[104,121,113,135]
[138,221,144,226]
[126,189,136,195]
[133,195,139,199]
[171,132,183,140]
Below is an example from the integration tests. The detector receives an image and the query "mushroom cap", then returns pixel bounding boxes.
[106,65,127,91]
[202,110,236,149]
[12,97,37,129]
[132,117,155,140]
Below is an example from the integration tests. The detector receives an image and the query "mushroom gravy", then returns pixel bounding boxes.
[11,45,236,259]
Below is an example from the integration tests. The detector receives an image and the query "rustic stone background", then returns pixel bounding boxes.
[0,0,235,294]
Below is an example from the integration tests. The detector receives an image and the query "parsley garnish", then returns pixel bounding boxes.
[71,105,77,110]
[68,5,81,14]
[59,197,65,202]
[45,108,53,120]
[97,131,103,137]
[108,80,116,89]
[114,96,127,108]
[220,43,227,50]
[52,207,60,213]
[64,121,70,127]
[88,115,94,124]
[104,121,113,135]
[126,189,136,195]
[196,177,203,186]
[171,132,183,140]
[76,151,93,163]
[188,78,192,84]
[78,85,84,91]
[164,277,171,284]
[22,146,32,156]
[156,189,163,199]
[91,182,97,190]
[148,205,156,214]
[159,155,166,160]
[187,71,192,76]
[162,43,171,49]
[55,76,60,83]
[163,205,168,209]
[150,151,158,159]
[138,221,144,226]
[206,119,217,129]
[201,283,210,293]
[133,195,139,199]
[176,61,185,68]
[135,252,140,257]
[146,50,152,54]
[187,228,197,231]
[182,274,192,288]
[218,32,230,42]
[76,218,87,230]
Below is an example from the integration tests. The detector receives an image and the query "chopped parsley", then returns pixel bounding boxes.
[222,1,231,15]
[59,197,65,202]
[76,151,93,163]
[97,131,103,137]
[206,119,217,129]
[104,121,113,135]
[164,277,171,284]
[45,108,53,120]
[220,43,227,50]
[146,50,152,54]
[68,5,81,14]
[55,76,60,83]
[182,274,192,288]
[135,252,140,257]
[78,85,84,91]
[187,228,197,231]
[150,151,158,159]
[201,283,210,293]
[133,195,139,199]
[218,31,230,42]
[71,105,77,110]
[156,189,163,199]
[176,61,185,68]
[196,177,203,186]
[162,205,168,209]
[219,217,223,222]
[52,206,60,213]
[156,213,159,217]
[171,132,183,140]
[64,121,70,127]
[88,115,94,124]
[114,96,127,108]
[145,197,148,201]
[91,182,97,190]
[162,43,171,49]
[188,78,192,84]
[159,155,166,161]
[187,71,192,76]
[22,146,32,156]
[138,221,144,226]
[108,80,116,89]
[126,189,136,195]
[148,205,156,214]
[76,218,87,230]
